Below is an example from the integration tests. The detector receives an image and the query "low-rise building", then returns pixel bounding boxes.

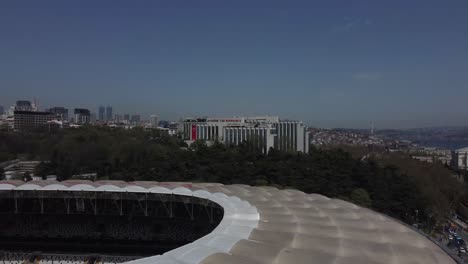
[452,147,468,171]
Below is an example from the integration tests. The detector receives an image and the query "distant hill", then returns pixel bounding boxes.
[376,126,468,150]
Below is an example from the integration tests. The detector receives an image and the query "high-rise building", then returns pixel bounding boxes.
[0,105,4,114]
[98,106,105,121]
[150,114,159,128]
[74,108,91,124]
[47,107,68,121]
[183,116,310,153]
[106,106,113,121]
[13,110,55,131]
[123,114,130,121]
[90,112,97,122]
[114,114,122,122]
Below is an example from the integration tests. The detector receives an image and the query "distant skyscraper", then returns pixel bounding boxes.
[74,108,91,124]
[115,114,122,122]
[131,115,141,123]
[123,114,130,121]
[106,106,113,121]
[0,105,4,114]
[90,112,97,122]
[98,106,105,121]
[150,114,159,128]
[47,107,68,121]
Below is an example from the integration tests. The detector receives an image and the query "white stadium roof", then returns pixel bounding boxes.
[0,180,455,264]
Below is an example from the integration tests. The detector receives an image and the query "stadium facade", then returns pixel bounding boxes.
[182,116,310,153]
[0,180,454,264]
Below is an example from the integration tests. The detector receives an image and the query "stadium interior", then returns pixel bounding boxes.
[0,191,224,264]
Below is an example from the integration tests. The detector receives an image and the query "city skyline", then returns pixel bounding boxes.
[3,98,468,130]
[1,1,468,129]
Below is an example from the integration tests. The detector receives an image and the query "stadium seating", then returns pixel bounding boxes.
[38,254,86,264]
[100,256,137,264]
[0,252,28,264]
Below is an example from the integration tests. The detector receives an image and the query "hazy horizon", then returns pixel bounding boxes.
[1,1,468,129]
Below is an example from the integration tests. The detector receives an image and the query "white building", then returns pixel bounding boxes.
[273,121,309,153]
[183,116,310,153]
[150,114,159,128]
[224,125,276,153]
[453,147,468,171]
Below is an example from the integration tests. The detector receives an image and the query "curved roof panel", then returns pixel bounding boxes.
[40,184,67,191]
[14,183,41,190]
[0,183,17,190]
[95,185,123,192]
[68,184,95,191]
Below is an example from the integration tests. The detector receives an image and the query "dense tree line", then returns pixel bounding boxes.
[0,127,464,228]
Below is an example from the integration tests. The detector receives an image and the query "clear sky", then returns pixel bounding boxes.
[1,0,467,129]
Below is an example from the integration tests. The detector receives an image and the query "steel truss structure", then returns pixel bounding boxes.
[0,191,223,223]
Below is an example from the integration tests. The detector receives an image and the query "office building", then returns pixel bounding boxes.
[224,126,275,153]
[106,106,113,121]
[74,108,91,125]
[47,107,68,121]
[273,121,309,153]
[115,114,122,122]
[182,116,310,153]
[124,114,130,121]
[150,115,159,128]
[13,110,55,131]
[98,106,105,121]
[182,118,207,140]
[0,105,4,114]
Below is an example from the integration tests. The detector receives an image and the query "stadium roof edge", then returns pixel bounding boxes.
[0,180,455,264]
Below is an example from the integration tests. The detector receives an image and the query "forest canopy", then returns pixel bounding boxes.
[0,127,464,229]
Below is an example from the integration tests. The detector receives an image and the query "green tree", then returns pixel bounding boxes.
[350,188,372,207]
[23,172,32,182]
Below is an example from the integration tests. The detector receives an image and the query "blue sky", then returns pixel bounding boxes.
[1,0,467,128]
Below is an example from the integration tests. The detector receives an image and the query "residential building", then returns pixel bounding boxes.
[74,108,91,125]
